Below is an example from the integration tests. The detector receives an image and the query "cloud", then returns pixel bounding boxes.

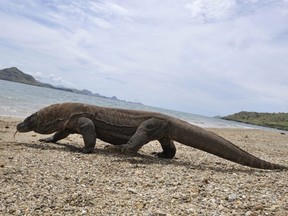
[29,71,76,88]
[0,0,288,116]
[48,74,75,87]
[31,71,45,80]
[185,0,237,22]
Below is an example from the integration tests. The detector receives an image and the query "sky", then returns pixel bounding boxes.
[0,0,288,116]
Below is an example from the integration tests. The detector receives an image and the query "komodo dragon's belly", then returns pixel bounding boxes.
[92,113,149,145]
[95,125,138,145]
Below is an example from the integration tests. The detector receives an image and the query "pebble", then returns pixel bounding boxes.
[150,210,167,216]
[127,188,137,194]
[226,193,238,201]
[254,204,264,211]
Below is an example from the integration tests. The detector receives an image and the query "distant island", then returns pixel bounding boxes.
[0,67,142,105]
[222,111,288,131]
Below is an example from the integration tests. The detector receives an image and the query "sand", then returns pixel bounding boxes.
[0,116,287,215]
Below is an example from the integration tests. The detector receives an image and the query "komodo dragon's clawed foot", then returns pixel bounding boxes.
[152,151,174,159]
[104,145,123,151]
[104,144,139,156]
[39,137,55,143]
[82,147,94,154]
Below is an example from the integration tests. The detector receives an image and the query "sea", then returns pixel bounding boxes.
[0,79,262,129]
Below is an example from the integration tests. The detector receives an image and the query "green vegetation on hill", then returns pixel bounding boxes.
[222,111,288,131]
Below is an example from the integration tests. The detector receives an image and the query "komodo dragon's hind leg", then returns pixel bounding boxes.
[156,138,176,159]
[121,118,169,154]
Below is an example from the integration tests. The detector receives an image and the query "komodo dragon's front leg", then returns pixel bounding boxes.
[121,118,175,158]
[39,131,70,143]
[77,117,97,153]
[40,117,97,153]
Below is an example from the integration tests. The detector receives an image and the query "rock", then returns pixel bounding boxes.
[254,204,264,211]
[267,205,279,211]
[226,193,238,201]
[127,188,137,194]
[81,209,87,215]
[150,210,167,216]
[245,211,252,216]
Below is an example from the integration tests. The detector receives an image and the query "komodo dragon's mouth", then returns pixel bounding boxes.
[16,113,38,133]
[16,121,30,132]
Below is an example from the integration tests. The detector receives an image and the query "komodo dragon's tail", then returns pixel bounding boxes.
[170,119,287,170]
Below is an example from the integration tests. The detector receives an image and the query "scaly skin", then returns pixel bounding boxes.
[16,102,288,170]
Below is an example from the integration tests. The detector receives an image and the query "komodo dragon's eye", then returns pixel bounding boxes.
[28,113,37,122]
[25,113,38,129]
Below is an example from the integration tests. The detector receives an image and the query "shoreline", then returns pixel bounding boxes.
[0,79,283,131]
[1,116,288,215]
[0,114,280,131]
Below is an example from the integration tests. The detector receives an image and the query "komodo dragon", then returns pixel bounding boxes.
[16,102,287,170]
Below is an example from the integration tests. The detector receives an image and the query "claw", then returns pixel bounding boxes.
[104,145,124,153]
[83,147,94,154]
[39,137,55,143]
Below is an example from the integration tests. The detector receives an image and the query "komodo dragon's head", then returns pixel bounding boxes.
[17,103,70,135]
[16,103,86,135]
[17,113,38,133]
[17,103,93,135]
[17,109,64,134]
[16,108,60,134]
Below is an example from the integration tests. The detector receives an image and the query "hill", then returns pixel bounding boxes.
[222,111,288,131]
[0,67,52,88]
[0,67,141,104]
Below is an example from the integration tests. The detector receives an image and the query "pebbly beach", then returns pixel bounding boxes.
[0,115,287,215]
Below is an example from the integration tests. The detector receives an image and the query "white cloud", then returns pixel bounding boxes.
[185,0,237,22]
[90,2,130,17]
[31,71,44,80]
[46,74,74,87]
[0,0,288,116]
